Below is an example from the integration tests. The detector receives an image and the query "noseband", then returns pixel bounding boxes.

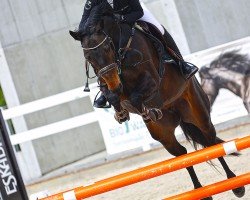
[97,63,118,78]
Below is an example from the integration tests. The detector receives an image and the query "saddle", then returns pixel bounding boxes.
[135,21,179,77]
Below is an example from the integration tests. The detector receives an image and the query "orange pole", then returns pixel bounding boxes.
[40,136,250,200]
[164,173,250,200]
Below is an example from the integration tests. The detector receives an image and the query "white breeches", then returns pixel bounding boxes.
[139,2,165,35]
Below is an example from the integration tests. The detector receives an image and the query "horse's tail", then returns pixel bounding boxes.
[179,120,219,170]
[180,121,240,156]
[179,121,206,150]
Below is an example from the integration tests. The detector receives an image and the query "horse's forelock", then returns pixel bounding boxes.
[83,1,113,35]
[86,2,113,30]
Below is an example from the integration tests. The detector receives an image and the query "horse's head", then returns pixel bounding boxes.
[199,66,219,105]
[70,2,122,94]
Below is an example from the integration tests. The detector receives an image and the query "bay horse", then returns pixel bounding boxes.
[199,50,250,113]
[70,3,245,199]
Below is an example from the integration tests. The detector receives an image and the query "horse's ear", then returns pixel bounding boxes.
[69,30,82,41]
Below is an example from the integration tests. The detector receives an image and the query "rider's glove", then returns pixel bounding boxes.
[114,14,125,23]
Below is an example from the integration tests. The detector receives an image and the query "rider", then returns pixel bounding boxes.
[78,0,198,108]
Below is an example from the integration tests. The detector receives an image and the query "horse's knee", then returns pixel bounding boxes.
[130,93,143,107]
[197,120,216,138]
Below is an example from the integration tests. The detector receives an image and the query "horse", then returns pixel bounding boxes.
[199,50,250,113]
[69,3,245,199]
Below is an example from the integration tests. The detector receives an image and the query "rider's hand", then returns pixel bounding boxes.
[114,14,125,23]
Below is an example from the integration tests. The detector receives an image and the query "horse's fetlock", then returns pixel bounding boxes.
[148,108,163,122]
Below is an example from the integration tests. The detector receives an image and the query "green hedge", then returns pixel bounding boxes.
[0,86,6,107]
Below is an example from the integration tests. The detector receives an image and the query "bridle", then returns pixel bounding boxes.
[81,34,109,51]
[81,23,142,93]
[82,31,120,80]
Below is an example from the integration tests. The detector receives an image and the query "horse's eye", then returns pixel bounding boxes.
[103,43,110,50]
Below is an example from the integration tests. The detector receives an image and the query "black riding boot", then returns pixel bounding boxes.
[163,30,198,80]
[93,93,109,108]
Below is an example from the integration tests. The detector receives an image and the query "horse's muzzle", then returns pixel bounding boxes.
[111,83,123,95]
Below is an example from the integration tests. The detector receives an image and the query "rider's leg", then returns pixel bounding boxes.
[162,28,198,80]
[162,28,182,58]
[93,83,109,109]
[93,93,108,108]
[139,2,198,80]
[139,3,174,63]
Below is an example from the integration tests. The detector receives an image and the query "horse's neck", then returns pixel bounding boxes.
[214,70,244,97]
[111,24,133,51]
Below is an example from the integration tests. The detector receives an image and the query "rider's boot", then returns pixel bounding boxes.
[163,30,198,80]
[93,93,109,108]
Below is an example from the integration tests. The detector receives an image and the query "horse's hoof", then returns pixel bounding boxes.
[233,186,245,198]
[114,109,130,124]
[115,115,129,124]
[202,197,213,200]
[148,108,163,122]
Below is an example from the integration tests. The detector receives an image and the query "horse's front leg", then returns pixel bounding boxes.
[130,92,163,123]
[129,73,163,123]
[102,86,130,124]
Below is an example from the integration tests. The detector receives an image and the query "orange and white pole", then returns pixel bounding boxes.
[164,172,250,200]
[40,136,250,200]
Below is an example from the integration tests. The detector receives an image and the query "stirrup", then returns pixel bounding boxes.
[93,101,111,109]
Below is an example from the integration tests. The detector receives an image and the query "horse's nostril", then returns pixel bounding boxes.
[119,84,123,93]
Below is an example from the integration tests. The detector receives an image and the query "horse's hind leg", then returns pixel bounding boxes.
[182,78,245,198]
[146,110,212,200]
[202,131,245,197]
[212,137,246,197]
[217,157,245,197]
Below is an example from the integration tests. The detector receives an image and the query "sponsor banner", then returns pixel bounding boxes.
[90,89,160,155]
[0,111,28,200]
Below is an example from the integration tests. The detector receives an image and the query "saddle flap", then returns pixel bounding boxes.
[135,21,168,77]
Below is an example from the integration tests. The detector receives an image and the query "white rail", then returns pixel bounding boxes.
[10,112,98,145]
[2,84,97,120]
